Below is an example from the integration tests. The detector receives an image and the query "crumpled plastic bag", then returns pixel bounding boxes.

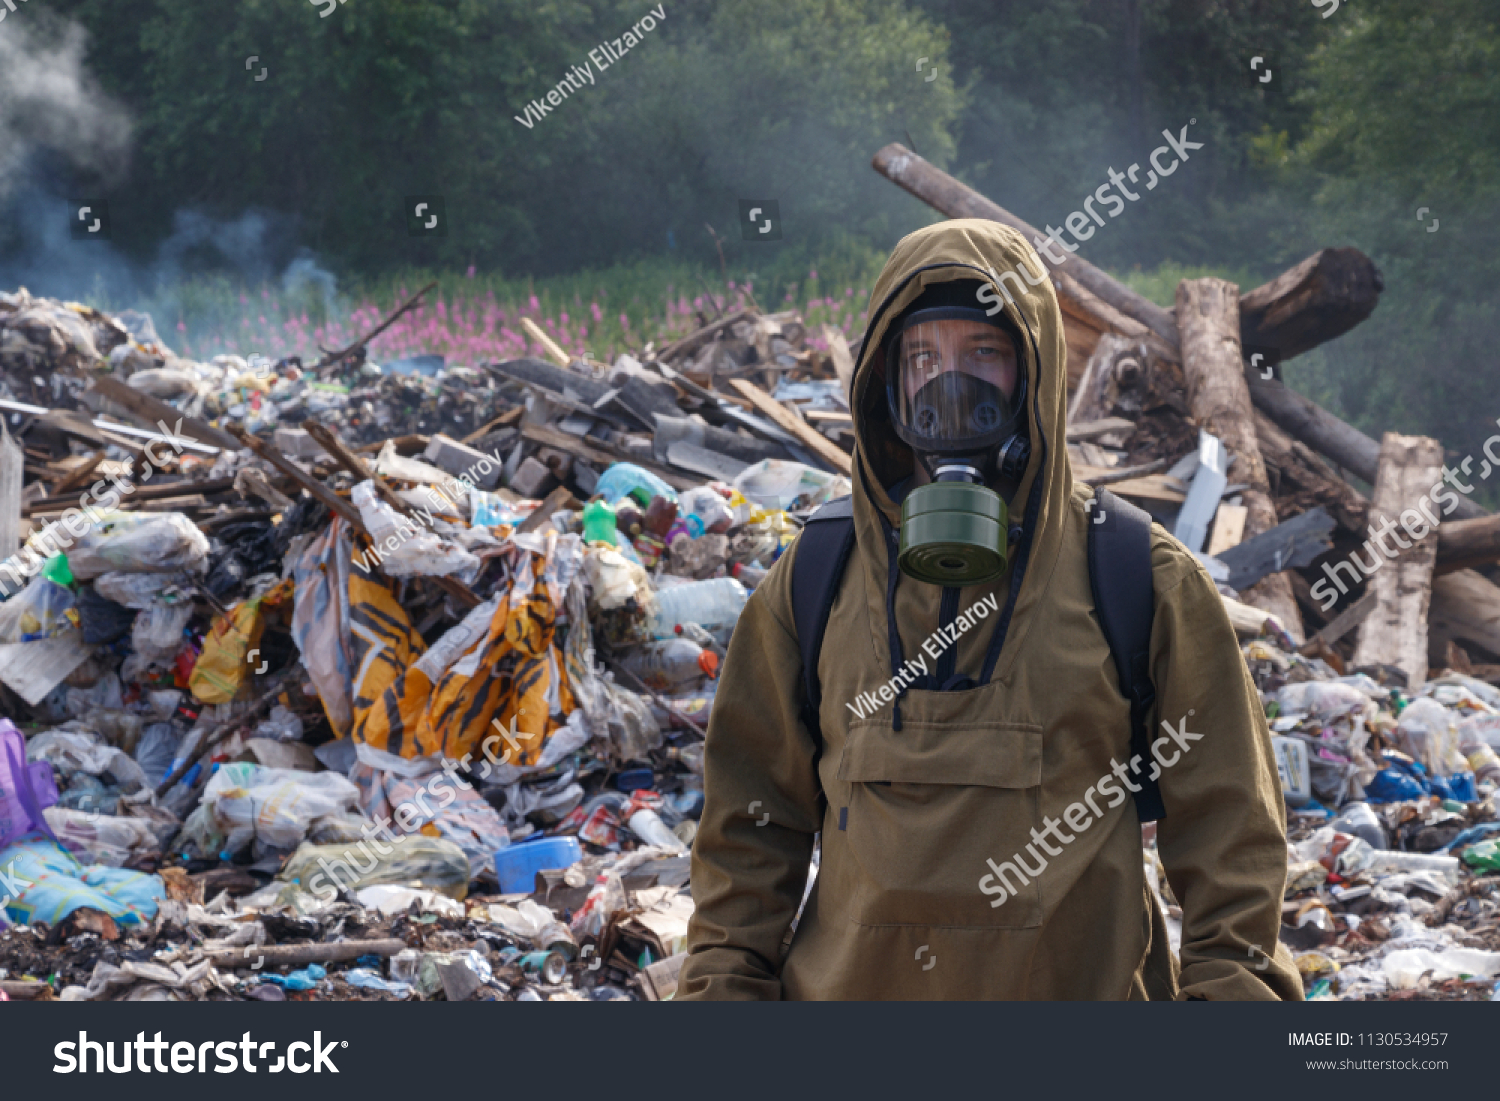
[42,807,174,867]
[26,726,147,791]
[0,575,76,643]
[288,523,356,736]
[67,512,210,579]
[202,762,361,855]
[733,459,850,512]
[189,580,292,704]
[350,481,480,582]
[278,834,470,901]
[1395,697,1469,777]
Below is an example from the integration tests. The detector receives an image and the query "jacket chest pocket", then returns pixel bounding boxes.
[828,716,1045,930]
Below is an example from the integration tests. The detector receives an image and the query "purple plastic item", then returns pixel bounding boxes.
[0,718,57,848]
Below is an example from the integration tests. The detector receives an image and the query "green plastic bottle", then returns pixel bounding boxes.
[582,499,618,546]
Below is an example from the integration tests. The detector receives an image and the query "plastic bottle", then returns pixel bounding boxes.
[674,621,725,658]
[1365,850,1463,886]
[1331,801,1387,850]
[1461,737,1500,785]
[615,503,644,539]
[595,463,678,507]
[732,562,768,590]
[620,639,719,690]
[627,807,688,852]
[581,499,618,546]
[677,486,735,536]
[644,496,678,538]
[647,577,749,645]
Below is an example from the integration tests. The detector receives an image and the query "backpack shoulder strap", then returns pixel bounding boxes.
[1087,486,1165,822]
[792,495,856,756]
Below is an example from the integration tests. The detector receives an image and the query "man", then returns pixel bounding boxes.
[679,219,1300,1000]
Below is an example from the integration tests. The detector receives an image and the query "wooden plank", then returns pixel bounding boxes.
[1206,502,1249,557]
[1098,473,1185,502]
[1177,277,1304,641]
[1066,416,1136,442]
[1213,507,1335,593]
[519,421,698,491]
[727,379,852,475]
[1350,433,1445,685]
[819,324,855,402]
[88,376,240,451]
[516,485,581,536]
[1301,589,1378,651]
[460,405,524,445]
[23,476,238,515]
[207,938,407,970]
[521,316,571,367]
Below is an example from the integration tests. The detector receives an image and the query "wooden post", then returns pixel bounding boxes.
[1176,277,1305,641]
[1350,433,1445,686]
[1427,569,1500,669]
[0,421,22,559]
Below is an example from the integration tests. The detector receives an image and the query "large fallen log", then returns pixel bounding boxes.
[1428,569,1500,665]
[1238,249,1384,364]
[1350,433,1445,685]
[872,143,1383,368]
[207,938,407,970]
[1436,511,1500,573]
[1177,277,1304,640]
[872,143,1177,346]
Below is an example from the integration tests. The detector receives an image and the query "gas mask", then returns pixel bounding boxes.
[884,303,1030,586]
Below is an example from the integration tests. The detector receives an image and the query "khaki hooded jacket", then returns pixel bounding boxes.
[678,220,1301,1000]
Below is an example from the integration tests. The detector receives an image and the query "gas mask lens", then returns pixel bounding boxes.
[894,319,1019,449]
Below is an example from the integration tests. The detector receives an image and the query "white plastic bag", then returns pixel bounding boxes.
[732,459,850,511]
[350,481,481,581]
[68,513,210,579]
[202,762,362,854]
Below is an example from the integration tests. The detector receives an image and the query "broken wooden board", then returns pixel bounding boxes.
[1301,589,1378,652]
[1066,416,1136,443]
[1214,507,1335,593]
[0,632,94,705]
[1206,502,1249,557]
[520,316,570,367]
[0,421,20,559]
[727,379,852,475]
[88,376,239,451]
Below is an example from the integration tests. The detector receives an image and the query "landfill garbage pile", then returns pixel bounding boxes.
[1,257,1498,1003]
[0,286,852,1003]
[1141,632,1500,1001]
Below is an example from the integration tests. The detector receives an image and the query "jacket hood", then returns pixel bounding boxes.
[848,218,1074,681]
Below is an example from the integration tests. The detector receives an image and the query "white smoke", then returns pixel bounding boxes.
[0,15,133,202]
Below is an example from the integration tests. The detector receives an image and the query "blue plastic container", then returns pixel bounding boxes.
[493,836,583,895]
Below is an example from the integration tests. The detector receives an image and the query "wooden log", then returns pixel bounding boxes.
[1238,248,1384,365]
[1350,433,1445,685]
[207,938,407,970]
[0,979,53,1000]
[1176,277,1304,640]
[1436,512,1500,574]
[1428,569,1500,665]
[872,144,1178,346]
[727,379,852,475]
[23,476,239,515]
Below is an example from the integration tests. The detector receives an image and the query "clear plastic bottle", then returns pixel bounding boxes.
[647,577,749,645]
[677,486,735,537]
[620,638,719,690]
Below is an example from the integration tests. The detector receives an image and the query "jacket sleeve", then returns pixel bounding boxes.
[1150,553,1304,1001]
[677,547,823,1000]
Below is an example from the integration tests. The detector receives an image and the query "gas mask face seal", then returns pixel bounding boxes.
[883,302,1030,586]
